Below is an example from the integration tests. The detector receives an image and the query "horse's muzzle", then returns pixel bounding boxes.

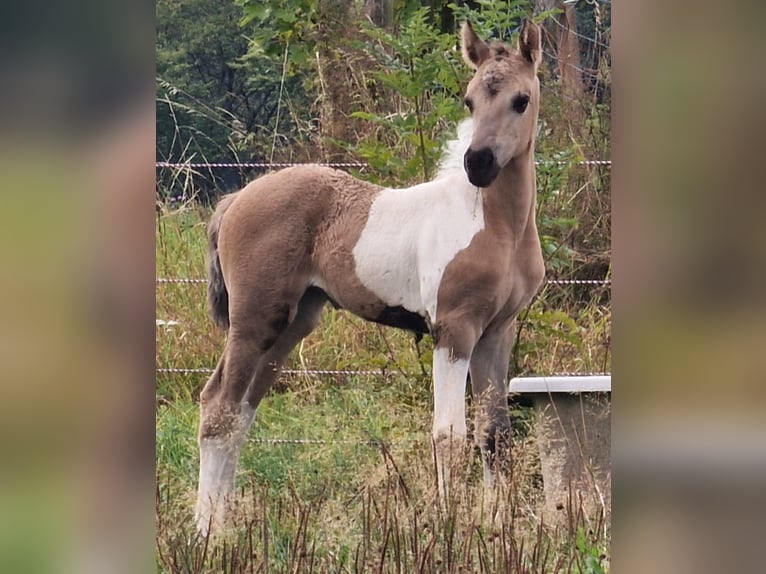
[464,147,500,188]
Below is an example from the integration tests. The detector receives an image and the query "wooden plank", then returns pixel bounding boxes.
[509,375,611,394]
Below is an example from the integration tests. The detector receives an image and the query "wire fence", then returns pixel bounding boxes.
[157,364,611,448]
[156,159,611,170]
[156,161,369,170]
[247,437,392,447]
[156,277,611,380]
[156,270,611,449]
[157,366,609,377]
[156,74,612,447]
[157,275,611,382]
[156,277,611,286]
[157,363,611,448]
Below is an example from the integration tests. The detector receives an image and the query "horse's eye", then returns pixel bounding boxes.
[512,94,530,114]
[464,98,474,113]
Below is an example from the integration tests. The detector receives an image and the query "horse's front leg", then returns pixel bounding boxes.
[468,319,516,492]
[431,323,479,501]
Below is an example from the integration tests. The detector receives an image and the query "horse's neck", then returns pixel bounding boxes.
[484,148,537,239]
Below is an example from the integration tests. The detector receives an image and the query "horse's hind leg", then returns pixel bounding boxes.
[195,332,261,535]
[246,287,327,407]
[195,292,291,533]
[195,287,326,534]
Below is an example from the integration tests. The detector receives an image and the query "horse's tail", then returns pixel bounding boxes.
[206,193,238,330]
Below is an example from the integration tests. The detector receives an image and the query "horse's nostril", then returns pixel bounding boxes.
[465,147,495,171]
[478,149,494,169]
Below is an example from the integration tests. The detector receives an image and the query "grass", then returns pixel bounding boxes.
[155,204,611,573]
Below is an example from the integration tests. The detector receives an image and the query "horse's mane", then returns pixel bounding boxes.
[434,118,473,181]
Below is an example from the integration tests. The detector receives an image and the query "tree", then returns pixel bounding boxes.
[156,0,312,199]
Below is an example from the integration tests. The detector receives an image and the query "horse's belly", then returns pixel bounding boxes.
[371,305,429,333]
[310,277,430,333]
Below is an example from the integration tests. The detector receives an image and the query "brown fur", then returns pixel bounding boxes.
[214,166,391,336]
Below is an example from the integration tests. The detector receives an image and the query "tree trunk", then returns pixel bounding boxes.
[536,0,585,133]
[364,0,390,28]
[557,3,584,121]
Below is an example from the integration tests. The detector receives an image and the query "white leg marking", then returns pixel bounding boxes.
[432,347,470,498]
[432,347,469,441]
[195,403,255,535]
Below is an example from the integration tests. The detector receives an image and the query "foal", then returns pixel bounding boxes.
[195,20,544,533]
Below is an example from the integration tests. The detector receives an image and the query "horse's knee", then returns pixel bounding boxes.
[199,401,238,440]
[198,356,253,440]
[199,399,255,441]
[433,425,468,449]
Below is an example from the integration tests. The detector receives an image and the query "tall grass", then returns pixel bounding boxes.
[156,431,608,573]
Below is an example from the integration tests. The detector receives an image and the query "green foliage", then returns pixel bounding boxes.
[238,0,320,70]
[514,303,581,375]
[156,400,199,480]
[449,0,556,40]
[156,0,313,202]
[157,0,248,162]
[536,146,585,272]
[573,526,609,574]
[344,7,465,185]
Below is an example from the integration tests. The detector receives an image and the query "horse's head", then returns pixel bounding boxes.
[461,19,542,188]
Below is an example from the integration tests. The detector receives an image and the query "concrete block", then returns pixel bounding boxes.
[533,392,611,523]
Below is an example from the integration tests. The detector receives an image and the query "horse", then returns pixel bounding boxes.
[195,19,545,534]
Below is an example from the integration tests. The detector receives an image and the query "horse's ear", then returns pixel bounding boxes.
[461,21,490,69]
[519,19,542,69]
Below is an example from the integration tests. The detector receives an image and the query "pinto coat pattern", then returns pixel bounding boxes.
[195,19,545,534]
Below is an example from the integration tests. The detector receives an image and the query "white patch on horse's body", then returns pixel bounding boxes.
[352,120,482,323]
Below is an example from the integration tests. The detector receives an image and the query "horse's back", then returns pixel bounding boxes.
[220,165,370,234]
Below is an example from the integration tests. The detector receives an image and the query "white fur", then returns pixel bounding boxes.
[195,403,255,534]
[436,118,473,178]
[431,347,469,441]
[352,120,481,323]
[431,347,470,497]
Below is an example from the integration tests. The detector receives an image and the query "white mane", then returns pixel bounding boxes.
[434,118,473,180]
